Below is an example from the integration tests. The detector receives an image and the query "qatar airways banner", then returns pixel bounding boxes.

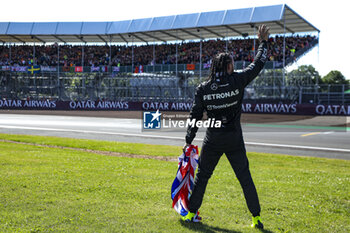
[0,99,192,111]
[241,103,350,115]
[0,99,349,115]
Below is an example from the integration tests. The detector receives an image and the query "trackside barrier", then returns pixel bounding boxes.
[0,99,349,116]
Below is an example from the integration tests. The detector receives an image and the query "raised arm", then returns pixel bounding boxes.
[237,25,270,87]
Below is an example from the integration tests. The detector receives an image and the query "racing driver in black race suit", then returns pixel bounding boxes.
[182,25,270,229]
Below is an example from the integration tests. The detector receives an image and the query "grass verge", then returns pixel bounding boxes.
[0,133,349,232]
[0,133,179,157]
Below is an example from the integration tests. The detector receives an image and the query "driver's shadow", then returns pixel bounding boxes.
[179,220,275,233]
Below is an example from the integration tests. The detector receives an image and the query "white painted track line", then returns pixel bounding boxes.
[1,124,349,153]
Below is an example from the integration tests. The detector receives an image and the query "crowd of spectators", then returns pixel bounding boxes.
[0,35,316,67]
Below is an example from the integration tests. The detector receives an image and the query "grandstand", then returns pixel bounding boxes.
[0,35,317,68]
[3,4,345,106]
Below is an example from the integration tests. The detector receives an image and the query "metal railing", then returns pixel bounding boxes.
[0,60,284,75]
[0,72,198,101]
[1,71,349,104]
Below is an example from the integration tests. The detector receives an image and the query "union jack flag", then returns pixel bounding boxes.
[171,145,199,216]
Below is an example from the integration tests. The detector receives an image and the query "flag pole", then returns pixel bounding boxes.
[109,35,112,74]
[33,41,36,65]
[82,43,84,69]
[9,42,12,65]
[253,25,256,57]
[132,35,134,73]
[225,28,228,53]
[283,14,286,98]
[199,30,202,80]
[176,34,178,78]
[57,43,60,99]
[153,32,155,73]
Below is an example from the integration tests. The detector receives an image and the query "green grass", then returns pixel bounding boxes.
[0,133,180,157]
[0,133,349,232]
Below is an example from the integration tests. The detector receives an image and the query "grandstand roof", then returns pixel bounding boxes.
[0,4,319,44]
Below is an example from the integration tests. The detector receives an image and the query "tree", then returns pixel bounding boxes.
[252,69,284,87]
[322,70,349,85]
[287,65,321,86]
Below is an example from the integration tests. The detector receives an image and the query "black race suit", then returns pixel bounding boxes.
[185,41,268,217]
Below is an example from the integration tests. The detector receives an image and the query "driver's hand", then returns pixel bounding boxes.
[183,143,190,152]
[258,24,270,42]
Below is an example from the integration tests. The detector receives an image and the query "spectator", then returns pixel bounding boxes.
[0,35,316,67]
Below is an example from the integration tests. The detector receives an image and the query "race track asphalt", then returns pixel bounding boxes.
[0,113,349,160]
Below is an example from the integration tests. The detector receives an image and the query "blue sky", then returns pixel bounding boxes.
[1,0,349,79]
